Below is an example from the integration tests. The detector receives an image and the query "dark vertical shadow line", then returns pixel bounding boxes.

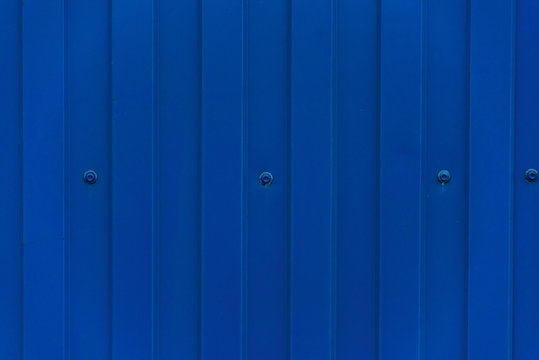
[199,0,206,356]
[197,0,204,358]
[509,0,517,358]
[241,0,249,358]
[464,0,471,358]
[286,0,293,358]
[108,0,114,357]
[107,0,113,355]
[63,0,71,358]
[152,0,160,358]
[330,0,338,358]
[19,0,25,357]
[419,0,428,359]
[375,0,382,358]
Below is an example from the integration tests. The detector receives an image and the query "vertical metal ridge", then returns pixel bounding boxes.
[330,0,338,357]
[286,0,293,357]
[197,0,204,358]
[419,0,428,358]
[108,0,114,356]
[19,0,25,357]
[241,0,249,357]
[151,0,160,358]
[62,0,70,357]
[375,0,382,358]
[199,0,205,357]
[508,0,517,357]
[286,0,293,356]
[109,0,116,354]
[464,0,471,357]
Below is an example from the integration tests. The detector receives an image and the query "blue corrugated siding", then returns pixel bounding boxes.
[2,0,539,359]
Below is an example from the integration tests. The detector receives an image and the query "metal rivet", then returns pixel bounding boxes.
[437,170,451,184]
[259,172,273,186]
[525,169,538,183]
[83,170,98,184]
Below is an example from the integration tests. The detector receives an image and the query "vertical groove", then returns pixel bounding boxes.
[464,0,471,357]
[419,0,428,359]
[287,0,293,357]
[19,0,25,356]
[330,0,338,357]
[63,0,70,357]
[108,0,114,355]
[198,0,203,356]
[152,0,160,358]
[509,0,517,358]
[241,0,249,358]
[199,0,205,357]
[375,0,382,357]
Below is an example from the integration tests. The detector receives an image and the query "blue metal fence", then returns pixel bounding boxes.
[1,0,538,359]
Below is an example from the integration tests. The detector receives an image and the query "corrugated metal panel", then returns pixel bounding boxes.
[2,0,538,359]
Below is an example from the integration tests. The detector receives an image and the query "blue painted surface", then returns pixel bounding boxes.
[2,0,539,359]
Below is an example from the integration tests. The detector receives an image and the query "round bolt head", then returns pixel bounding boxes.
[259,171,274,186]
[437,170,451,184]
[525,168,538,183]
[83,170,98,184]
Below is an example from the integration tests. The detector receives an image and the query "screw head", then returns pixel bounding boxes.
[525,169,538,183]
[83,170,98,184]
[437,170,451,184]
[259,172,273,186]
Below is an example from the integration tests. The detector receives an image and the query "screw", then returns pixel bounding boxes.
[259,172,273,186]
[437,170,451,184]
[83,170,98,184]
[525,169,538,183]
